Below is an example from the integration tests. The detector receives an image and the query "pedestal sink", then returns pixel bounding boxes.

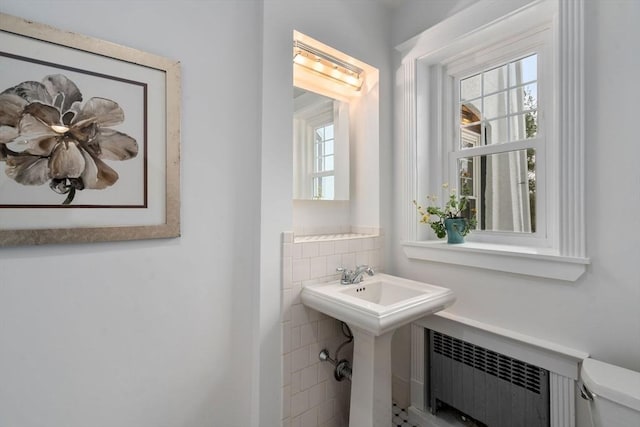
[300,273,455,427]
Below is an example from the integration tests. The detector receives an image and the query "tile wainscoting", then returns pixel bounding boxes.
[281,230,383,427]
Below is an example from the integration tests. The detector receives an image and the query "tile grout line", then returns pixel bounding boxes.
[392,402,419,427]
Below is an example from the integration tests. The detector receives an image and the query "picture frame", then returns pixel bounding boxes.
[0,13,181,246]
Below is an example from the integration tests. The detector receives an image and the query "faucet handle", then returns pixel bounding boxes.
[336,267,351,284]
[356,265,375,275]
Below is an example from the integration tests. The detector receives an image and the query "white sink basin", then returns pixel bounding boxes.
[340,280,426,305]
[301,273,455,426]
[300,273,455,336]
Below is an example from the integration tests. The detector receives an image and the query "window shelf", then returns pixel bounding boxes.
[402,240,589,281]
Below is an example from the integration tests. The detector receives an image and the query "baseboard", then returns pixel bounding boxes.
[392,374,410,409]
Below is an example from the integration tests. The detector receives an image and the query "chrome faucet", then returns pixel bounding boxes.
[336,265,375,285]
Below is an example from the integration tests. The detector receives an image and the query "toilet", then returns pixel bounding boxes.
[580,358,640,427]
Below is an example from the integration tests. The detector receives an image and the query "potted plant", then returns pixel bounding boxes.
[413,184,477,244]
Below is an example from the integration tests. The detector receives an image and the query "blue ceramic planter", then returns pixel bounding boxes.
[444,218,467,244]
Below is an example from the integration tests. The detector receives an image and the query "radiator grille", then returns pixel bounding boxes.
[430,331,549,426]
[433,332,543,394]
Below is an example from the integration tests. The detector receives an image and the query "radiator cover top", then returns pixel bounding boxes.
[429,330,550,427]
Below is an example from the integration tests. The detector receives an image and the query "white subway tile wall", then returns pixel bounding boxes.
[281,231,383,427]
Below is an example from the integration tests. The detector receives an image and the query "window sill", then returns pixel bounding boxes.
[402,240,589,281]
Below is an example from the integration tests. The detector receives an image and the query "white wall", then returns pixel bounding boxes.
[389,0,477,47]
[0,1,261,426]
[293,200,352,236]
[260,2,393,425]
[0,1,394,426]
[390,0,640,392]
[8,1,633,426]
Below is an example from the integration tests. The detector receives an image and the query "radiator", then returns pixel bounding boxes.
[429,331,550,426]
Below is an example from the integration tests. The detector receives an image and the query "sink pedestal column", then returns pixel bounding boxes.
[349,327,394,427]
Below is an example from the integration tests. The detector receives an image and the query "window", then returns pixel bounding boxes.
[434,27,551,249]
[453,53,541,238]
[312,122,335,199]
[397,0,589,280]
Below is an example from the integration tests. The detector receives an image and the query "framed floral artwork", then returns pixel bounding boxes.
[0,13,181,246]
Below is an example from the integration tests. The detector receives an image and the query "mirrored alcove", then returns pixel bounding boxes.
[292,31,380,239]
[293,88,349,200]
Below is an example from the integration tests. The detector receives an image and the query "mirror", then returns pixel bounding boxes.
[293,87,349,200]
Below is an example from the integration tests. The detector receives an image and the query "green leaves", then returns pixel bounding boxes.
[413,184,477,239]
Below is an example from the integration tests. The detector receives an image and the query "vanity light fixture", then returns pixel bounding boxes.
[293,40,364,90]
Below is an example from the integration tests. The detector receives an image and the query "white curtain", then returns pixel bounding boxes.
[293,117,313,199]
[333,100,349,200]
[484,150,531,232]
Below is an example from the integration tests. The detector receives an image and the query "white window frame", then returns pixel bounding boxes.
[311,119,335,199]
[445,30,550,247]
[396,0,589,281]
[293,98,333,200]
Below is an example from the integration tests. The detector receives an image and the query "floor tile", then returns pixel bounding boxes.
[391,402,419,427]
